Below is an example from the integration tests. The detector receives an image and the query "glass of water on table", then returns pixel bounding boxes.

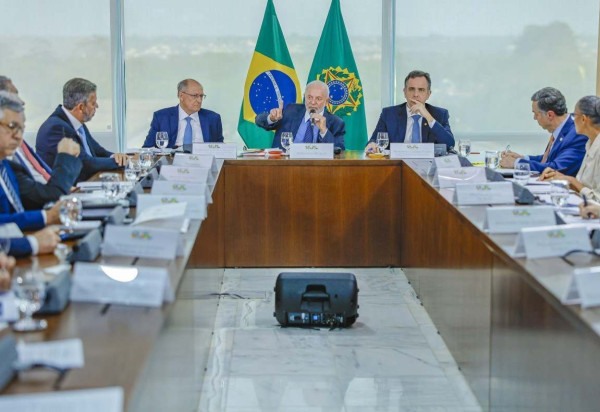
[513,163,530,186]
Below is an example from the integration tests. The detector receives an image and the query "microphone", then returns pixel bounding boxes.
[309,109,316,125]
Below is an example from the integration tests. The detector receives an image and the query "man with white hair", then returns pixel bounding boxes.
[255,80,346,150]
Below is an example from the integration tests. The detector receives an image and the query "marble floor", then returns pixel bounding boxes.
[196,268,482,412]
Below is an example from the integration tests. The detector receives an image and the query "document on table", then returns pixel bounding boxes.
[16,338,84,369]
[0,387,123,411]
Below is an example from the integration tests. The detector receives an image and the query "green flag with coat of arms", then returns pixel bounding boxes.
[307,0,367,150]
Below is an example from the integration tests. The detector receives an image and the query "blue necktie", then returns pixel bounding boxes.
[78,125,93,156]
[411,114,421,143]
[0,163,24,213]
[183,117,193,145]
[303,119,314,143]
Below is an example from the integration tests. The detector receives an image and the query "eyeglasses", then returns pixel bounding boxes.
[181,91,207,100]
[0,120,24,135]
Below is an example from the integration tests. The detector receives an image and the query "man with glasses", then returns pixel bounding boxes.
[366,70,454,152]
[255,80,346,150]
[500,87,587,175]
[143,79,224,149]
[36,78,129,181]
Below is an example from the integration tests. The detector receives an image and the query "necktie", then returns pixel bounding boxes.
[411,114,422,143]
[303,119,314,143]
[0,163,24,213]
[541,134,555,163]
[20,143,51,182]
[78,125,93,156]
[183,117,193,145]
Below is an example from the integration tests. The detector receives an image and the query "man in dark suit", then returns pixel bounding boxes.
[36,78,129,181]
[142,79,224,148]
[500,87,587,175]
[255,80,346,150]
[366,70,455,152]
[0,92,61,256]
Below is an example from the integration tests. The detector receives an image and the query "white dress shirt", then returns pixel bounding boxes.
[175,106,204,146]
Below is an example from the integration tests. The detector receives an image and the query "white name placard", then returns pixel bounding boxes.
[434,166,487,188]
[0,291,19,322]
[160,165,215,185]
[484,206,557,234]
[17,338,84,369]
[71,262,172,307]
[102,225,180,260]
[172,153,218,173]
[569,267,600,308]
[434,154,461,168]
[0,387,124,412]
[290,143,334,159]
[151,180,212,203]
[454,181,514,205]
[513,224,591,259]
[390,143,434,159]
[137,194,207,220]
[192,143,237,159]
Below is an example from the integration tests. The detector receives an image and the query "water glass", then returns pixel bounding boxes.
[485,150,499,170]
[458,139,471,157]
[550,180,570,207]
[59,195,82,231]
[125,159,140,182]
[139,149,153,174]
[54,243,71,264]
[12,266,47,332]
[281,132,293,155]
[513,163,530,186]
[100,172,121,200]
[376,132,389,154]
[155,132,169,150]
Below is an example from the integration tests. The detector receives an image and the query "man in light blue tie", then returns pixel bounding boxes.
[366,70,454,152]
[36,78,130,181]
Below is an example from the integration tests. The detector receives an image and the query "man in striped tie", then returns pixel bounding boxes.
[0,92,60,256]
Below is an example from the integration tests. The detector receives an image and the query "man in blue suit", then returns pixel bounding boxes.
[255,80,346,151]
[142,79,224,148]
[36,78,129,181]
[0,92,61,256]
[366,70,455,152]
[500,87,586,175]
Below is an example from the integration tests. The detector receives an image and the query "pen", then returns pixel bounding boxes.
[582,194,593,218]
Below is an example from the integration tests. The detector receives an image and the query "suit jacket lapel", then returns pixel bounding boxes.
[397,105,408,143]
[291,105,305,136]
[198,110,209,143]
[549,117,573,160]
[169,106,179,146]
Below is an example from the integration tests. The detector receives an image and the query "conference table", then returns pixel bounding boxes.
[3,151,600,411]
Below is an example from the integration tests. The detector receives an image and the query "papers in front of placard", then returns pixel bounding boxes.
[429,155,462,175]
[137,194,206,220]
[159,165,215,185]
[513,224,591,259]
[151,180,212,203]
[172,153,218,174]
[290,143,334,159]
[433,166,486,188]
[454,181,514,205]
[17,338,84,370]
[484,206,557,234]
[0,387,123,412]
[390,143,434,159]
[102,224,180,260]
[133,202,187,229]
[0,291,19,322]
[71,262,173,307]
[0,223,23,238]
[192,143,237,159]
[562,267,600,308]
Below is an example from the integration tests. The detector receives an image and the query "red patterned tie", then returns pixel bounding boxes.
[20,143,51,182]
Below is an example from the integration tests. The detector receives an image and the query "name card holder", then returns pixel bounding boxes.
[562,267,600,308]
[71,262,173,307]
[290,143,333,159]
[137,194,207,220]
[513,224,592,259]
[173,153,218,174]
[159,165,215,185]
[428,154,462,175]
[102,225,180,260]
[192,143,237,159]
[151,180,212,203]
[453,181,514,205]
[484,205,558,234]
[390,143,434,159]
[433,166,487,188]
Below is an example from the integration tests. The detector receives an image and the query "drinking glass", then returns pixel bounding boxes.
[139,149,153,174]
[155,132,169,150]
[513,163,530,186]
[485,150,499,170]
[458,139,471,157]
[0,237,10,255]
[281,132,293,155]
[124,159,140,183]
[59,195,82,232]
[376,132,389,154]
[54,243,71,264]
[12,266,47,332]
[550,180,570,207]
[100,172,120,200]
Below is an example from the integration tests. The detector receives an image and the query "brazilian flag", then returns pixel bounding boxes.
[238,0,301,149]
[307,0,367,150]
